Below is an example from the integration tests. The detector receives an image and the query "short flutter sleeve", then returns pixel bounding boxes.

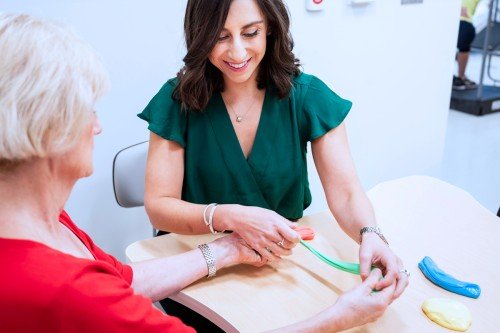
[300,75,352,142]
[137,79,187,147]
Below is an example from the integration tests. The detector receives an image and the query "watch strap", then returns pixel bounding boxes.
[198,243,217,277]
[360,226,389,246]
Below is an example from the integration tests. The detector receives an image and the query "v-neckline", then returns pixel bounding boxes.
[217,90,269,162]
[204,88,282,208]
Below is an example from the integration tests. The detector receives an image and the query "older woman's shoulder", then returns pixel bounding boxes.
[0,240,119,309]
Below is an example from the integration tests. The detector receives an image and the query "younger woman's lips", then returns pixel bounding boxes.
[224,58,251,72]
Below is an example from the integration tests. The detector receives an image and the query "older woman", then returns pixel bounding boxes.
[0,13,394,332]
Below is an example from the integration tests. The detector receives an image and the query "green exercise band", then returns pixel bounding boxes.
[299,240,361,275]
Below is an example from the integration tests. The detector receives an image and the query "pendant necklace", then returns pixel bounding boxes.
[225,92,260,123]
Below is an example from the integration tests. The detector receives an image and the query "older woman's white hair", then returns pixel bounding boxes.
[0,13,109,166]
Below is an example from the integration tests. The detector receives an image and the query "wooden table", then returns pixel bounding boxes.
[126,176,500,332]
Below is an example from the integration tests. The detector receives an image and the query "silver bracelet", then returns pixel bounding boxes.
[203,203,225,234]
[359,226,389,246]
[198,243,216,278]
[203,203,217,228]
[208,204,224,234]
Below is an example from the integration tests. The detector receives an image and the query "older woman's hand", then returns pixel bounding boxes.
[210,233,270,268]
[266,269,395,332]
[359,233,409,300]
[325,268,395,331]
[213,204,300,262]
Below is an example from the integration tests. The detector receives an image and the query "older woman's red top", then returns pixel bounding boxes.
[0,211,195,333]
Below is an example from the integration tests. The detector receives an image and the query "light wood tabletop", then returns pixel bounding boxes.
[126,176,500,332]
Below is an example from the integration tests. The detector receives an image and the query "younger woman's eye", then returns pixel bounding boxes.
[243,29,260,38]
[218,35,230,42]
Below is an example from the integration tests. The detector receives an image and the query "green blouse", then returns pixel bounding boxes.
[138,72,351,220]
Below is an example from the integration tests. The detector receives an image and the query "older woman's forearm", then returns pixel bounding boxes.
[130,249,206,301]
[264,306,343,332]
[130,241,236,302]
[267,268,394,332]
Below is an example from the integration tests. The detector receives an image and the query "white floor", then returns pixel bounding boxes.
[426,51,500,215]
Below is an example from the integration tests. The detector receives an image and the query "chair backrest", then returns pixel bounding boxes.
[112,141,148,208]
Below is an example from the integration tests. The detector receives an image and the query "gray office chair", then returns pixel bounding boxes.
[112,141,159,236]
[112,141,148,208]
[113,141,167,313]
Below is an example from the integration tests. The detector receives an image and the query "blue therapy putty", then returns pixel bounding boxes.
[418,256,481,299]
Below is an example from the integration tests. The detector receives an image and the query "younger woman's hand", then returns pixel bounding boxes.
[359,233,409,299]
[214,205,300,262]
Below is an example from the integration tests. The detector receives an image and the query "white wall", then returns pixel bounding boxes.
[3,0,460,260]
[290,0,461,213]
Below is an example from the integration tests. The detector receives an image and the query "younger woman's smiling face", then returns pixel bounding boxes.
[208,0,268,87]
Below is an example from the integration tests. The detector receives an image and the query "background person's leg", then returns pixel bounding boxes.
[457,51,470,78]
[455,20,477,89]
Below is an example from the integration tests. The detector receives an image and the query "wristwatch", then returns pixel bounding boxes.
[198,243,217,278]
[359,226,389,246]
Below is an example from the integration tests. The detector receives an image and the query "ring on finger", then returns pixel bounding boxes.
[277,238,285,247]
[399,269,410,278]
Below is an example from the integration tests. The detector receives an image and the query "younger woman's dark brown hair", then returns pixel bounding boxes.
[173,0,301,111]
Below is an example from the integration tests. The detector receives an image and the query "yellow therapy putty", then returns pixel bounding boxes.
[422,298,472,331]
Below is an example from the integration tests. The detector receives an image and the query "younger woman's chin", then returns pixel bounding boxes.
[223,71,257,85]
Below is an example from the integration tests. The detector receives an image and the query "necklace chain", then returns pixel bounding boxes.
[224,92,260,123]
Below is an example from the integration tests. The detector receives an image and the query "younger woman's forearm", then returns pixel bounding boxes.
[327,189,377,243]
[145,197,238,234]
[145,197,209,233]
